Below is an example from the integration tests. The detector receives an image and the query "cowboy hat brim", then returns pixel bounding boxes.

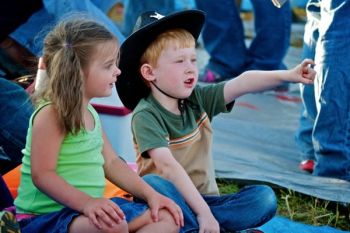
[116,9,205,111]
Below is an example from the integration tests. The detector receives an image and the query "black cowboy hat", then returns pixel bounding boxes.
[116,9,206,111]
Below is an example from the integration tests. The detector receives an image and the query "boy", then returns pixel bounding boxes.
[116,10,316,232]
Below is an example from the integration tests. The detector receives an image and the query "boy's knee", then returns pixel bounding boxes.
[256,185,277,216]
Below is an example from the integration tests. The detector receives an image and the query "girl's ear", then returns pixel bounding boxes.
[140,63,156,81]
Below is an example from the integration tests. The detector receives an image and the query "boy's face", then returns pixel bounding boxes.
[152,44,198,99]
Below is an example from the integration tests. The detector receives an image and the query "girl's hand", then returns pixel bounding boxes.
[197,212,220,233]
[147,193,184,227]
[82,197,125,230]
[291,59,316,84]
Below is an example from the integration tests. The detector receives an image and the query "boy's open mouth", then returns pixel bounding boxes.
[184,78,194,85]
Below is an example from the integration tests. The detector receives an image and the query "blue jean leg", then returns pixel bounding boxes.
[0,79,34,163]
[196,0,291,78]
[204,185,277,232]
[247,0,291,71]
[295,0,319,162]
[296,85,316,161]
[142,174,199,233]
[195,0,247,78]
[122,0,176,36]
[312,0,350,181]
[10,0,125,56]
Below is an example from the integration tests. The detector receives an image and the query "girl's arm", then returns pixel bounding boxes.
[223,59,315,104]
[31,105,91,210]
[30,106,123,229]
[148,147,220,233]
[101,131,183,227]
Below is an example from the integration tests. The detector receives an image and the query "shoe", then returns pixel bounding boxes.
[299,159,315,173]
[199,68,228,83]
[0,211,21,233]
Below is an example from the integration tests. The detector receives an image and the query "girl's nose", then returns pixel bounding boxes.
[114,66,121,77]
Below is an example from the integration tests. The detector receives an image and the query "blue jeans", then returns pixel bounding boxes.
[122,0,176,36]
[122,0,196,36]
[147,175,277,232]
[10,0,125,56]
[19,174,193,233]
[0,78,33,166]
[0,175,13,209]
[195,0,291,78]
[143,175,199,232]
[295,0,350,181]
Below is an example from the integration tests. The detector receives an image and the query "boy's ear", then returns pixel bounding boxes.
[140,63,156,81]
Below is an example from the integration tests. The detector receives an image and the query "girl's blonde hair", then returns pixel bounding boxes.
[140,28,195,67]
[33,17,116,134]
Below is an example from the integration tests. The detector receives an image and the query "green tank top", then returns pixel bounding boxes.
[15,103,105,214]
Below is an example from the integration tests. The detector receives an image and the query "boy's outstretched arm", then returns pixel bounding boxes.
[149,147,220,233]
[223,59,316,104]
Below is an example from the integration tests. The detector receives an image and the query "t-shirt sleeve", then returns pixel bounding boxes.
[132,110,169,158]
[194,82,234,120]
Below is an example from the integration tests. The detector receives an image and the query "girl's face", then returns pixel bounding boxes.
[152,45,198,99]
[84,40,121,100]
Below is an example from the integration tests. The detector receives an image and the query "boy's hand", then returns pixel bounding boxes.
[82,197,125,230]
[197,212,220,233]
[147,193,184,227]
[291,58,316,84]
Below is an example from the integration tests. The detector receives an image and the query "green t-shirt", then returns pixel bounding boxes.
[132,83,233,195]
[15,103,105,214]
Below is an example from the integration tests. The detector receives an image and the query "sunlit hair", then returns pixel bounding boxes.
[140,28,195,68]
[32,17,117,134]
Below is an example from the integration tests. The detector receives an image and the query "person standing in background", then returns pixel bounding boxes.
[295,0,350,181]
[195,0,292,87]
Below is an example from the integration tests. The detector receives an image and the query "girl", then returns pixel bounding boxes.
[14,17,184,233]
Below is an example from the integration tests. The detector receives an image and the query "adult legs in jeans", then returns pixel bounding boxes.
[122,0,176,36]
[204,185,277,232]
[0,78,34,174]
[295,0,318,165]
[142,174,199,233]
[195,0,291,80]
[296,0,350,180]
[10,0,126,57]
[311,0,350,180]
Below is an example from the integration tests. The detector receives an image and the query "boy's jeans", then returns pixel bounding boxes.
[295,0,350,181]
[145,175,277,232]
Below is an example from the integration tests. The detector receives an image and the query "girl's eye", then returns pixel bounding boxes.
[176,60,183,63]
[191,58,197,63]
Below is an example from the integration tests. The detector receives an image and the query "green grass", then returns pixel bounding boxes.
[217,178,350,231]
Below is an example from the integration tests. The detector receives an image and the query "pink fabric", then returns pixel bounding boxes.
[5,206,36,221]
